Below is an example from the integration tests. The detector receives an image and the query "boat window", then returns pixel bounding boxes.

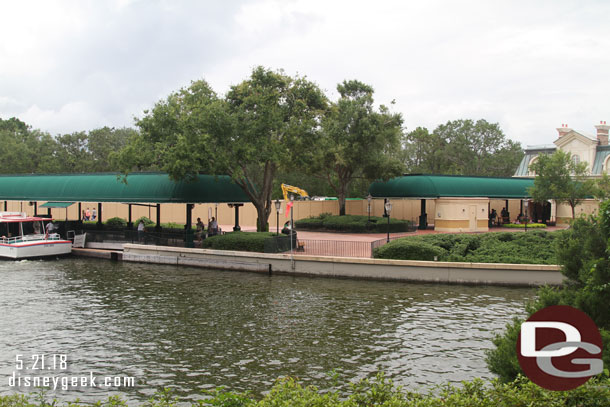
[7,223,20,237]
[22,222,35,235]
[0,223,7,238]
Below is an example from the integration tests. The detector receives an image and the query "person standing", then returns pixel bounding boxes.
[196,217,204,243]
[92,207,97,221]
[137,220,145,242]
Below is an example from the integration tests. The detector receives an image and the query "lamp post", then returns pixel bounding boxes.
[274,199,281,235]
[367,194,372,223]
[524,200,529,233]
[385,200,392,243]
[290,194,295,269]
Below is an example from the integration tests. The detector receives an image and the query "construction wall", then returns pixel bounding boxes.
[2,198,600,229]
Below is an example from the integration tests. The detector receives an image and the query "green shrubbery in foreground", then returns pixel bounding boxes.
[487,204,610,382]
[373,230,559,264]
[2,374,609,406]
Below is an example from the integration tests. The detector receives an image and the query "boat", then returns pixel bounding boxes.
[0,212,72,259]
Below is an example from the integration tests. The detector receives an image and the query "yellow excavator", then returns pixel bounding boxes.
[281,184,310,201]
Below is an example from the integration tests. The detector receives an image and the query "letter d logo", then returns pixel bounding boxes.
[517,305,603,391]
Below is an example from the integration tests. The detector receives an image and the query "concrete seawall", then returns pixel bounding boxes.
[121,244,564,287]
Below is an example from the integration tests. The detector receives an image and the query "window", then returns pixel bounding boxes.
[572,155,580,165]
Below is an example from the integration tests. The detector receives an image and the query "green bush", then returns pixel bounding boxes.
[373,239,446,261]
[374,231,560,264]
[295,214,412,233]
[5,374,610,406]
[201,232,276,252]
[105,217,127,229]
[487,203,610,382]
[501,223,546,228]
[135,216,155,227]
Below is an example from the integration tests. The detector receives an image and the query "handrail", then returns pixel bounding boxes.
[0,233,63,244]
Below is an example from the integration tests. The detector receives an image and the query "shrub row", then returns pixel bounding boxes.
[374,230,561,264]
[295,214,412,233]
[501,223,546,229]
[201,231,277,252]
[5,374,609,406]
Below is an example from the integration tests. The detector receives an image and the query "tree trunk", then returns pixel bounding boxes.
[571,203,576,219]
[337,176,350,216]
[252,199,271,232]
[339,195,346,216]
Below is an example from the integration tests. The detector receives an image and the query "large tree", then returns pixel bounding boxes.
[307,80,404,215]
[529,150,595,218]
[0,117,60,173]
[115,67,328,231]
[403,119,523,176]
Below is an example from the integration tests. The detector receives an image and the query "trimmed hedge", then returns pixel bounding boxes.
[5,374,610,406]
[373,239,445,261]
[374,230,561,264]
[201,231,277,252]
[105,217,127,229]
[295,214,412,233]
[501,223,546,229]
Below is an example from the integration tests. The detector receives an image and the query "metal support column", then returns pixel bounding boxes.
[97,203,103,229]
[418,199,427,230]
[230,203,243,231]
[155,204,161,231]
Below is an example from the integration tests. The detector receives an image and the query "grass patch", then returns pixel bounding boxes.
[374,230,561,264]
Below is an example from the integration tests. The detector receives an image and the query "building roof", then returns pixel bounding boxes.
[369,174,534,199]
[592,145,610,174]
[514,147,556,177]
[0,173,250,204]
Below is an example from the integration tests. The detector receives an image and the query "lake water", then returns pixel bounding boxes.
[0,257,533,403]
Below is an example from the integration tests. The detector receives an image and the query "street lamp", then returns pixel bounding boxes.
[384,200,392,243]
[274,199,281,235]
[290,194,295,269]
[524,200,529,233]
[367,194,372,222]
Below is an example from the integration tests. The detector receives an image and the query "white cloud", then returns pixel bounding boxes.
[1,0,609,148]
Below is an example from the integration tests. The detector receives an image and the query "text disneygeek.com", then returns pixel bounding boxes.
[8,354,135,391]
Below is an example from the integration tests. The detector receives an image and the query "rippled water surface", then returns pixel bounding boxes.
[0,258,533,403]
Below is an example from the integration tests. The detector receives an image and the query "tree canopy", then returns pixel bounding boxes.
[0,117,136,174]
[403,119,523,176]
[528,150,595,218]
[115,67,328,231]
[305,80,404,215]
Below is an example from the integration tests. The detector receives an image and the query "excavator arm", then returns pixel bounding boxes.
[281,184,309,201]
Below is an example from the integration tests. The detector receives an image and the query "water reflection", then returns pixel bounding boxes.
[0,258,532,403]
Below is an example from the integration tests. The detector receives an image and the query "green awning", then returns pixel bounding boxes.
[40,202,74,208]
[369,174,535,199]
[0,173,250,204]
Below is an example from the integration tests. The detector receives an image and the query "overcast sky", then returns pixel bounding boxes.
[1,0,609,147]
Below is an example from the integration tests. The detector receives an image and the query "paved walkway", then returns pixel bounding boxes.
[220,224,569,243]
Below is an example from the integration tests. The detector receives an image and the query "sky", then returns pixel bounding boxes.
[1,0,609,147]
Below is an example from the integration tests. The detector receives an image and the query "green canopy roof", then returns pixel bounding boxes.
[0,173,250,204]
[40,202,74,208]
[369,175,534,199]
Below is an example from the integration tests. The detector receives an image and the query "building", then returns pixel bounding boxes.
[513,121,608,222]
[514,121,610,178]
